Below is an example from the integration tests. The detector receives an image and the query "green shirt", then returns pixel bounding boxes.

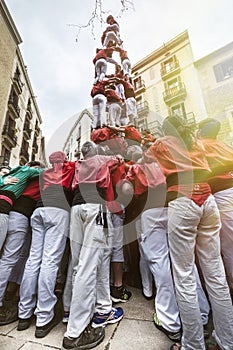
[0,165,44,199]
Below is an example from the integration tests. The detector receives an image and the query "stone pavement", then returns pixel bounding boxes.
[0,287,173,350]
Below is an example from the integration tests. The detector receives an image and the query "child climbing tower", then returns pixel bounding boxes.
[91,15,138,130]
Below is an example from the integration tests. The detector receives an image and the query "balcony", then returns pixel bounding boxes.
[185,112,196,126]
[26,105,33,120]
[34,124,41,136]
[23,124,32,140]
[136,101,149,116]
[32,142,38,154]
[163,82,187,105]
[160,61,180,80]
[167,112,196,129]
[8,98,20,118]
[12,72,23,95]
[133,79,146,95]
[147,120,163,138]
[20,148,30,163]
[2,125,17,148]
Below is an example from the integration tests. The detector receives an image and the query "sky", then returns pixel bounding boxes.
[5,0,233,152]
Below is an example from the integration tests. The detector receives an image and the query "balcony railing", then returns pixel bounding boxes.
[185,112,196,126]
[163,82,187,105]
[20,148,30,163]
[133,79,146,94]
[136,101,149,116]
[167,112,196,128]
[23,124,32,139]
[26,105,33,119]
[2,125,17,148]
[147,120,164,138]
[160,61,180,80]
[8,98,20,118]
[32,142,38,153]
[12,73,23,94]
[34,124,41,136]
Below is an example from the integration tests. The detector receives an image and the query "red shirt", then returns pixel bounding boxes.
[22,179,41,201]
[42,161,76,190]
[105,89,122,103]
[146,136,211,206]
[201,138,233,193]
[124,126,142,143]
[126,162,166,195]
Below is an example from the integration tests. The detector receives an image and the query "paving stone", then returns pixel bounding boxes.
[0,334,24,350]
[109,318,172,350]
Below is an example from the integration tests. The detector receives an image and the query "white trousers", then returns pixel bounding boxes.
[138,207,210,332]
[18,207,69,326]
[95,58,107,82]
[122,59,131,77]
[108,102,122,127]
[168,195,233,350]
[92,94,107,129]
[140,208,180,332]
[0,213,9,251]
[214,187,233,290]
[103,31,122,48]
[126,97,137,124]
[0,211,29,306]
[65,204,113,338]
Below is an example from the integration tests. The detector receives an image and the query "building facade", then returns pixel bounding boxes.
[132,30,208,136]
[63,109,93,160]
[195,42,233,145]
[0,0,46,167]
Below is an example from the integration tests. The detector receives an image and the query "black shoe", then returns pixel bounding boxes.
[154,313,181,342]
[142,291,154,301]
[0,306,18,326]
[110,285,132,303]
[17,316,32,331]
[35,315,60,338]
[62,324,105,349]
[155,323,181,342]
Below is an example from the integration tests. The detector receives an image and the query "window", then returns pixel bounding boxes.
[0,147,11,164]
[171,103,186,117]
[149,67,155,80]
[137,118,147,132]
[213,56,233,82]
[161,55,179,74]
[133,76,144,90]
[167,77,180,90]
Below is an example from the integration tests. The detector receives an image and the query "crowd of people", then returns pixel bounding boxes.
[0,15,233,350]
[0,115,233,350]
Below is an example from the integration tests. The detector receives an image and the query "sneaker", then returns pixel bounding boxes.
[35,315,60,338]
[110,285,132,303]
[63,311,70,324]
[154,312,181,342]
[0,306,18,326]
[92,307,124,328]
[62,324,105,350]
[17,316,33,331]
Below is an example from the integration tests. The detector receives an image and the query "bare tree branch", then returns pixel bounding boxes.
[67,0,135,42]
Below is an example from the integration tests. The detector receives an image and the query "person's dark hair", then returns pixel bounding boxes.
[81,141,98,158]
[142,129,151,134]
[0,165,11,171]
[109,84,116,90]
[162,116,194,150]
[198,118,221,139]
[106,15,118,25]
[27,161,43,167]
